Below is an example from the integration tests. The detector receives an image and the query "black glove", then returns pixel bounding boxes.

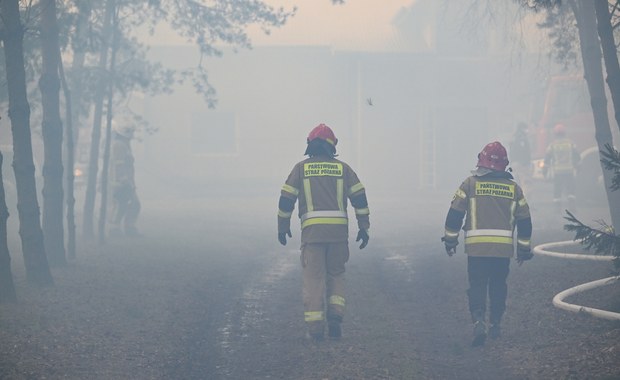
[516,247,533,265]
[356,229,369,249]
[441,236,458,256]
[278,230,292,246]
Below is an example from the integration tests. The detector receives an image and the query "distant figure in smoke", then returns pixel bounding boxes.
[277,123,370,342]
[109,122,141,237]
[442,141,533,347]
[509,122,532,191]
[543,123,580,214]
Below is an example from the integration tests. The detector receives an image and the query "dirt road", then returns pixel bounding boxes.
[0,194,619,379]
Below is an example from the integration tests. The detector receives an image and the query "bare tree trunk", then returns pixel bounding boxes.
[593,0,620,231]
[98,9,120,245]
[63,0,92,256]
[571,0,620,230]
[82,0,114,240]
[39,0,66,266]
[69,0,92,148]
[0,151,17,303]
[1,0,53,287]
[59,50,77,260]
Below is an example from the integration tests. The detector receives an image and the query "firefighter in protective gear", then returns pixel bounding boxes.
[442,141,532,347]
[278,123,370,341]
[509,122,532,193]
[109,122,141,236]
[543,123,580,213]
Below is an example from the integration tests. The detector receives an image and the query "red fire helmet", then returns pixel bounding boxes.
[553,123,566,136]
[307,123,338,146]
[477,141,509,171]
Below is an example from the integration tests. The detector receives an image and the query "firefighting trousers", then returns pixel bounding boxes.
[467,256,510,325]
[111,187,141,230]
[300,242,349,334]
[553,171,576,200]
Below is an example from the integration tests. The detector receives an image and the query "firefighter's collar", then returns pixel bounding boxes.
[471,167,514,179]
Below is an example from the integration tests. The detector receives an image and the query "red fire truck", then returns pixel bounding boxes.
[530,75,619,203]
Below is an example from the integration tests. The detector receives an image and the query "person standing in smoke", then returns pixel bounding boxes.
[509,122,532,192]
[543,123,580,214]
[442,141,533,347]
[277,123,370,342]
[109,122,141,237]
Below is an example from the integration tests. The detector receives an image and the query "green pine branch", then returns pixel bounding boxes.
[600,143,620,191]
[564,210,620,272]
[562,145,620,272]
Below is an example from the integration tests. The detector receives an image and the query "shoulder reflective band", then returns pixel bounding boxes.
[465,229,513,245]
[282,184,299,196]
[454,188,466,199]
[348,182,365,195]
[300,210,348,229]
[303,162,343,177]
[304,311,324,322]
[475,182,515,199]
[518,197,527,207]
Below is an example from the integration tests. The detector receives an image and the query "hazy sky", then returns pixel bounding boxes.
[249,0,415,50]
[147,0,416,51]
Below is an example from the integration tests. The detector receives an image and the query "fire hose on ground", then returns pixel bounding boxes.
[532,240,620,321]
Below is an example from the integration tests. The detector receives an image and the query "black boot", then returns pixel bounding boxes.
[489,323,501,339]
[327,314,343,339]
[471,310,487,347]
[472,321,487,346]
[328,322,341,339]
[306,321,324,342]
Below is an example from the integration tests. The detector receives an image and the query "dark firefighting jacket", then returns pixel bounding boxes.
[444,171,532,258]
[544,137,580,174]
[278,155,370,244]
[110,136,135,190]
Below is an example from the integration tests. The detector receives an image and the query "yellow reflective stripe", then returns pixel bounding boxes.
[518,198,527,207]
[517,239,531,246]
[302,218,348,229]
[278,209,292,218]
[348,182,364,195]
[282,184,299,196]
[304,311,324,322]
[301,210,347,222]
[466,229,512,237]
[355,207,370,215]
[444,229,459,238]
[470,198,477,230]
[328,295,345,307]
[303,178,313,212]
[455,189,466,199]
[510,200,516,228]
[465,236,513,245]
[337,179,344,211]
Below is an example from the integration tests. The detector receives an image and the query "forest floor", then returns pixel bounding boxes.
[0,186,619,380]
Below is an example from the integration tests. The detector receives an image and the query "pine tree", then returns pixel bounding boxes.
[564,144,620,273]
